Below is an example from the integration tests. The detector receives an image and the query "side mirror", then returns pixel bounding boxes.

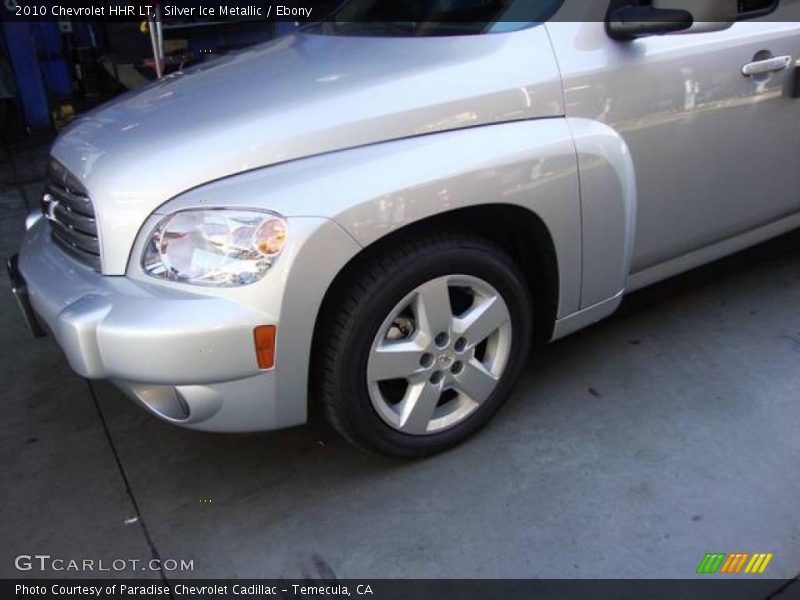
[607,0,738,41]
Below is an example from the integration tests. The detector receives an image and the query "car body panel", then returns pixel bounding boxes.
[51,25,563,274]
[546,6,800,276]
[18,216,362,431]
[568,118,637,308]
[162,115,638,321]
[159,118,589,319]
[13,8,800,433]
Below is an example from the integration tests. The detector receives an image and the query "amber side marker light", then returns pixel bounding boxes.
[254,325,277,369]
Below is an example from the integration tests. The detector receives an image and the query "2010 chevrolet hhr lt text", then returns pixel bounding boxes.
[8,0,800,456]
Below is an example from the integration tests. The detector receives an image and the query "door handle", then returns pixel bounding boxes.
[742,55,792,77]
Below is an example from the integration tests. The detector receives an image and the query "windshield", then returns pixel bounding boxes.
[302,0,564,37]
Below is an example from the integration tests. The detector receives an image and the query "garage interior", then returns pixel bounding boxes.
[2,11,800,585]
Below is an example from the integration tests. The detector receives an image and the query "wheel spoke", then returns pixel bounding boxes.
[452,360,498,405]
[415,277,453,339]
[368,338,426,383]
[398,381,442,434]
[453,295,509,347]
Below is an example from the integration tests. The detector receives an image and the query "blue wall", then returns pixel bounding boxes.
[2,22,51,129]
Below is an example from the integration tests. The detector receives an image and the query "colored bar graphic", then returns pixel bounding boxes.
[697,553,726,574]
[699,552,774,575]
[744,553,774,574]
[720,553,749,574]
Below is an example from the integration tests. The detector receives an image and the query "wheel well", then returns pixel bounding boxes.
[313,205,559,352]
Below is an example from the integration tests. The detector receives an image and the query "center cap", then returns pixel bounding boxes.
[437,354,454,368]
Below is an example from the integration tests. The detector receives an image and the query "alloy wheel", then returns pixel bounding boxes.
[366,275,513,435]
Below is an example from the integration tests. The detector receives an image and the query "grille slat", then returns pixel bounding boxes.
[44,161,101,270]
[53,203,97,236]
[50,232,102,267]
[46,183,94,217]
[50,220,100,255]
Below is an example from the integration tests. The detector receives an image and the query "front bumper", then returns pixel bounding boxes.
[7,254,46,338]
[14,221,296,432]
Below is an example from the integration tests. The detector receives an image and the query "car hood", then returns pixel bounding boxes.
[51,27,563,273]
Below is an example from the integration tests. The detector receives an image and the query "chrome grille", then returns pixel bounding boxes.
[43,161,101,270]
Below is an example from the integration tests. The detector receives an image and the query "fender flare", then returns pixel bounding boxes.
[567,117,637,309]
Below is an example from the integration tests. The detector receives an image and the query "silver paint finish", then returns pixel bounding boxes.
[567,118,637,308]
[161,119,585,319]
[20,220,269,383]
[15,10,800,433]
[51,26,563,274]
[18,215,361,431]
[741,53,793,76]
[367,275,512,435]
[627,211,800,292]
[546,7,800,275]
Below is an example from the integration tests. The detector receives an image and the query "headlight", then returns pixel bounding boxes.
[142,209,288,286]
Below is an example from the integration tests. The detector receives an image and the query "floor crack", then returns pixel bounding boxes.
[85,380,173,594]
[764,571,800,600]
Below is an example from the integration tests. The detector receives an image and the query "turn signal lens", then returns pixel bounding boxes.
[254,325,277,370]
[255,219,288,256]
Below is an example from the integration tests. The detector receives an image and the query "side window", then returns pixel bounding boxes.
[737,0,779,20]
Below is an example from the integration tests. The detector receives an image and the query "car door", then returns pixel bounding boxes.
[546,1,800,277]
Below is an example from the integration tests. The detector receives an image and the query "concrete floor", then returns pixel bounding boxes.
[1,134,799,582]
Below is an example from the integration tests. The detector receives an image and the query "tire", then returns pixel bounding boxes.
[314,233,533,458]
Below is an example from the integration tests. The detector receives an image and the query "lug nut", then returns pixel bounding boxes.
[454,337,467,353]
[420,353,434,368]
[435,332,450,348]
[451,361,464,375]
[430,371,444,385]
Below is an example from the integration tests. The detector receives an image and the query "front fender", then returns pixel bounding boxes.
[163,118,636,344]
[165,119,584,320]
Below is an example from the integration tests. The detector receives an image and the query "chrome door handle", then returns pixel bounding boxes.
[742,55,792,77]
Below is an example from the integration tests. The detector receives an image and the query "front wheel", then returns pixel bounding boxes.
[314,234,533,457]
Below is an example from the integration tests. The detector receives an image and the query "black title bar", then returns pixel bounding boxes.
[3,579,798,600]
[1,0,792,24]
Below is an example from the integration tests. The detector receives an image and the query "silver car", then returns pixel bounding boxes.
[9,0,800,456]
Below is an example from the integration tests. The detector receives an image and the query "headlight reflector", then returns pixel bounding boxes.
[142,209,288,286]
